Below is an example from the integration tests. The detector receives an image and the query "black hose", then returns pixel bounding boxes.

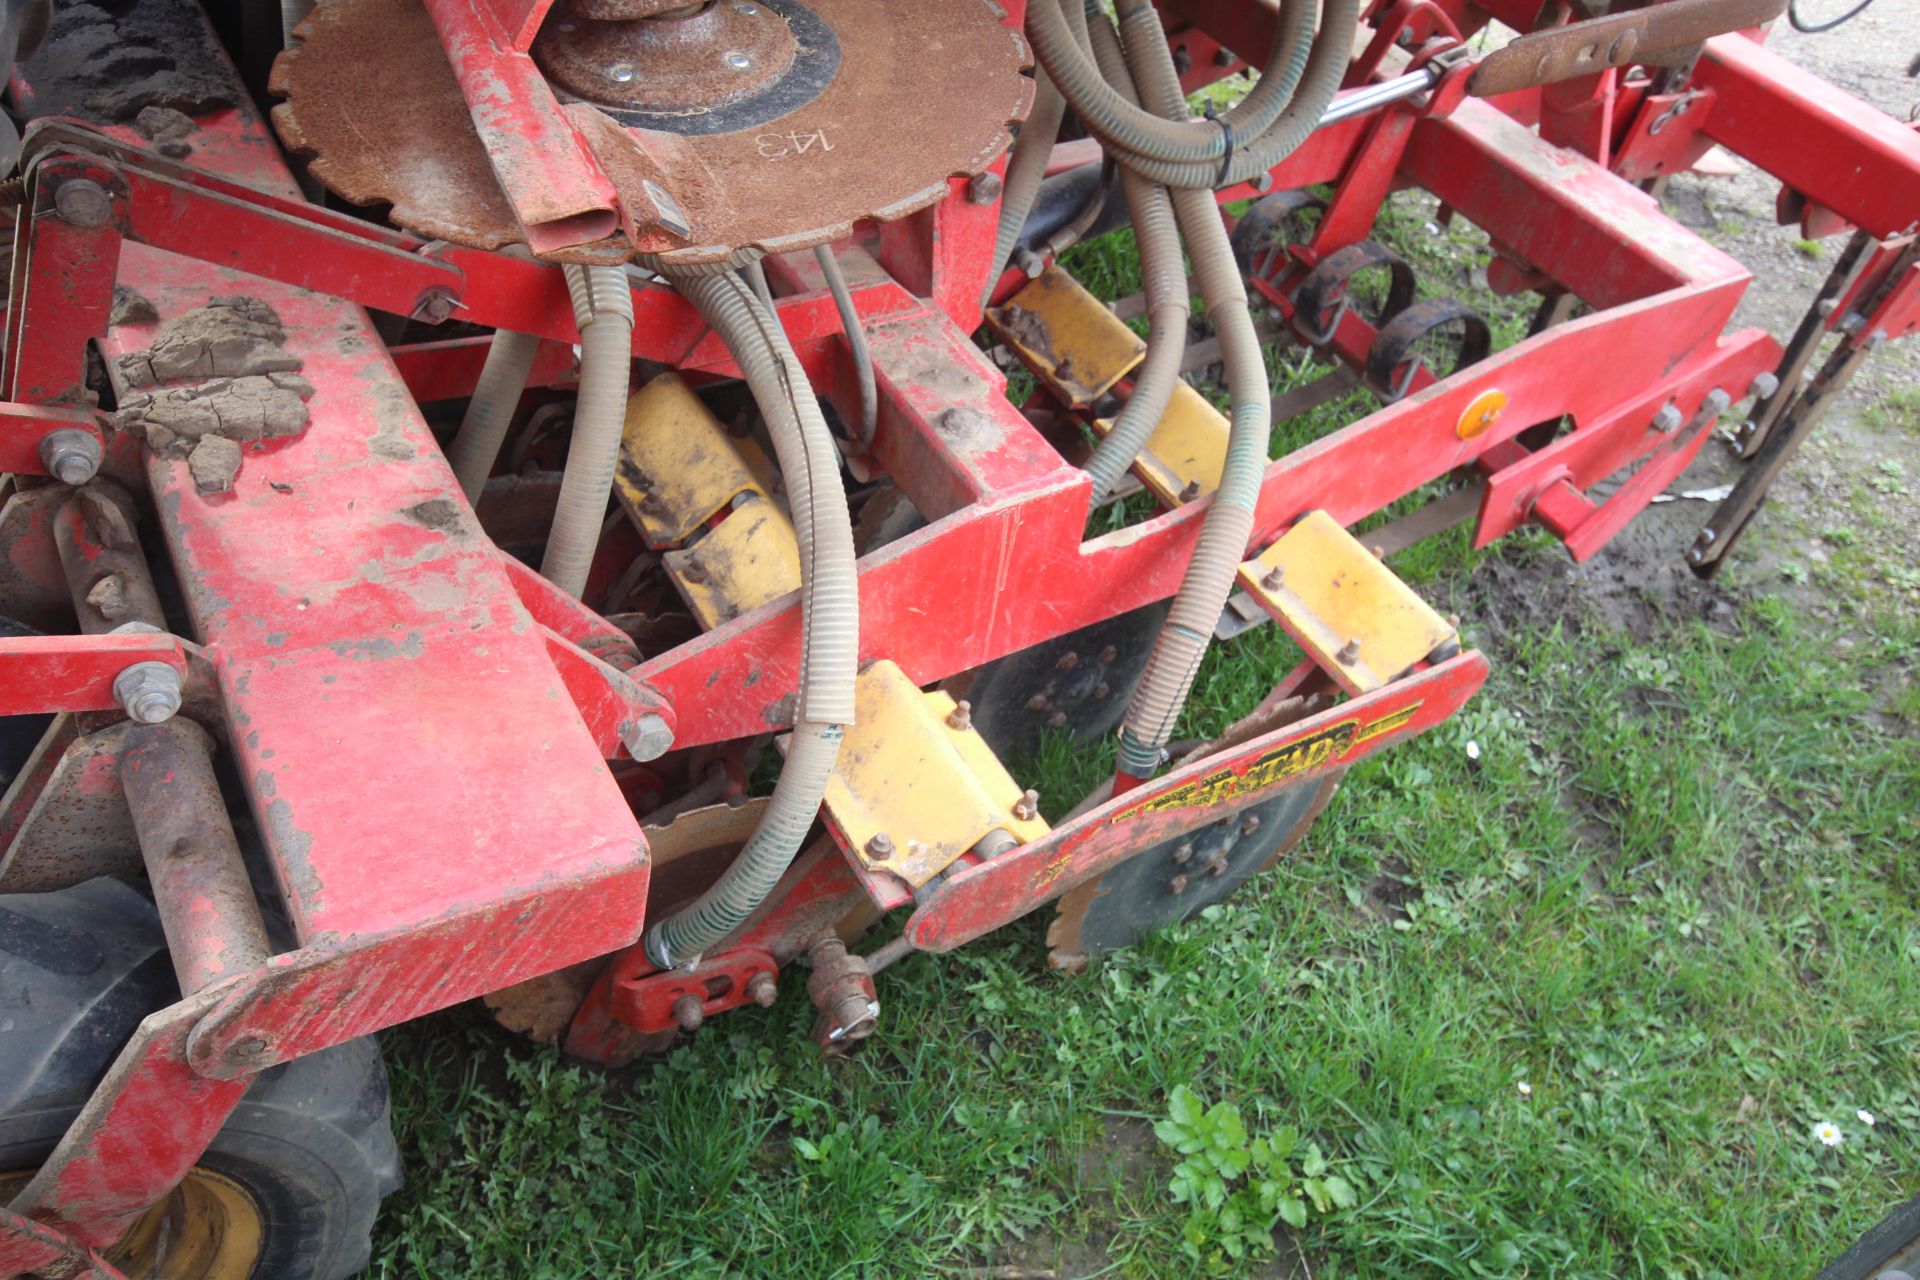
[1786,0,1875,30]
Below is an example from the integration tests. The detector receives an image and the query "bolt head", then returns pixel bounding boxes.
[1096,645,1118,664]
[53,179,113,228]
[866,832,895,857]
[1015,250,1045,278]
[966,172,1003,205]
[1055,651,1079,671]
[609,62,636,83]
[747,972,778,1007]
[1651,404,1683,433]
[736,1,759,10]
[946,699,972,731]
[1168,873,1190,894]
[672,994,705,1032]
[1749,370,1780,401]
[621,711,674,762]
[113,661,183,725]
[724,49,752,70]
[39,427,101,486]
[228,1037,271,1064]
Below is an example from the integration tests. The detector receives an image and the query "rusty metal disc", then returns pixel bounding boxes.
[271,0,1033,266]
[1045,775,1341,973]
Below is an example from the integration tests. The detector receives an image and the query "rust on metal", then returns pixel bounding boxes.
[535,4,799,112]
[1468,0,1787,98]
[119,719,272,996]
[52,483,166,635]
[272,0,1033,264]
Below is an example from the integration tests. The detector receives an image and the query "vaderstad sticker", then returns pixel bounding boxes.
[1107,702,1423,825]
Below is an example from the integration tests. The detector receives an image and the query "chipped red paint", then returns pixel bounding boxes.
[0,633,187,715]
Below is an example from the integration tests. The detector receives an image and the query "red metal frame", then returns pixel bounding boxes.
[4,0,1919,1266]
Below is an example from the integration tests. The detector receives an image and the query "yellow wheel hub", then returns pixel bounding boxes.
[1,1166,263,1279]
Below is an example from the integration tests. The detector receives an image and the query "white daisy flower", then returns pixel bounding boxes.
[1857,1110,1876,1128]
[1814,1121,1844,1147]
[1516,1081,1532,1096]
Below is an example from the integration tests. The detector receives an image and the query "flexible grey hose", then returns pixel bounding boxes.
[646,272,857,969]
[744,258,775,313]
[445,329,540,502]
[814,244,878,448]
[1105,13,1271,778]
[984,66,1067,303]
[1026,0,1314,169]
[540,265,635,598]
[1080,17,1189,503]
[1113,0,1360,189]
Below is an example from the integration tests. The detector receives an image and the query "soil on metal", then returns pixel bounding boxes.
[14,0,239,124]
[114,297,314,466]
[116,296,302,387]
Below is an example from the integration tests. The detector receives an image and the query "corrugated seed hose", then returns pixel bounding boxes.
[1027,0,1310,172]
[984,66,1068,303]
[1078,5,1189,503]
[540,265,635,598]
[1096,9,1273,777]
[444,329,540,502]
[646,270,858,969]
[1032,0,1357,190]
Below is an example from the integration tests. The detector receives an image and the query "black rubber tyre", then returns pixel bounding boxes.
[0,878,402,1280]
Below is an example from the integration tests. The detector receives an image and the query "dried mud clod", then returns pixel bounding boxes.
[109,284,158,328]
[116,296,300,387]
[113,296,315,490]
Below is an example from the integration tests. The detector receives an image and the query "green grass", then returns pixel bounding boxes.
[368,198,1920,1277]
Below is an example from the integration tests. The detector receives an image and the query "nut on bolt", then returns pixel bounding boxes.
[39,427,101,485]
[53,179,114,228]
[946,699,973,731]
[966,172,1003,205]
[866,832,895,858]
[113,661,183,725]
[1651,403,1684,434]
[672,994,705,1032]
[620,711,674,762]
[411,289,460,324]
[1013,789,1040,822]
[1748,370,1780,401]
[747,972,778,1008]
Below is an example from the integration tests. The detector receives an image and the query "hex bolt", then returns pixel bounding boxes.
[39,428,101,485]
[1096,645,1118,664]
[1749,370,1780,401]
[1212,46,1235,66]
[1168,873,1190,894]
[1651,403,1683,433]
[620,712,674,762]
[1048,710,1068,727]
[866,832,895,858]
[53,179,113,228]
[1205,855,1229,878]
[1179,480,1203,502]
[946,699,973,731]
[1335,638,1361,665]
[1013,789,1040,822]
[411,289,459,324]
[747,972,778,1008]
[113,661,183,725]
[672,994,705,1032]
[1261,565,1285,591]
[1837,311,1866,337]
[1056,651,1080,671]
[1171,842,1194,865]
[1025,692,1049,711]
[1699,387,1732,419]
[967,172,1003,205]
[1015,249,1045,278]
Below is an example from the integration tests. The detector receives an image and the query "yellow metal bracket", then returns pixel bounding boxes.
[1092,381,1230,506]
[664,494,802,628]
[615,372,775,547]
[986,263,1145,408]
[823,660,1050,888]
[1238,510,1458,696]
